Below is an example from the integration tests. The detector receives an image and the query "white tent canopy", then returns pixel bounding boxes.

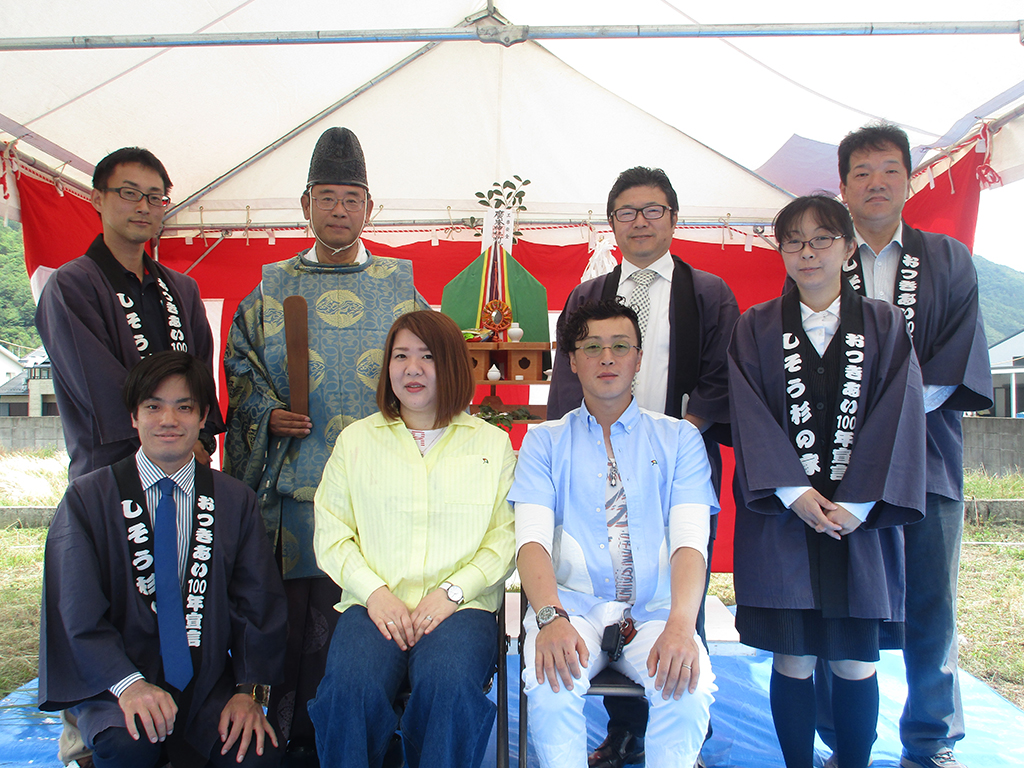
[168,32,794,234]
[3,1,1024,256]
[1,1,793,243]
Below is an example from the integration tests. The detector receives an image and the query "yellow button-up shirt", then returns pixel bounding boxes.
[314,411,516,614]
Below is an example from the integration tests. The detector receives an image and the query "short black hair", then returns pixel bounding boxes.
[838,122,912,184]
[773,194,855,247]
[606,167,679,219]
[122,351,216,418]
[93,147,173,194]
[557,298,642,357]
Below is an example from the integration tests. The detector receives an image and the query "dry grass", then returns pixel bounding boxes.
[0,449,69,507]
[959,520,1024,708]
[708,572,735,607]
[963,468,1024,500]
[0,526,46,698]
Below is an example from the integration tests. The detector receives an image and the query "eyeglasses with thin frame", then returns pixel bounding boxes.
[611,204,672,223]
[102,187,171,208]
[577,341,641,358]
[778,235,845,253]
[310,195,366,212]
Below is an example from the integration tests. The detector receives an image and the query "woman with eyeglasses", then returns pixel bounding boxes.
[727,195,927,768]
[308,310,515,768]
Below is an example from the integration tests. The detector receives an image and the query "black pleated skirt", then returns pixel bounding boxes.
[735,606,905,662]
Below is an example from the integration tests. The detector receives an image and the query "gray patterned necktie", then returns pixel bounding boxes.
[627,269,657,393]
[628,268,657,346]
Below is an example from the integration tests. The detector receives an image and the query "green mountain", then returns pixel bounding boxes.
[974,255,1024,347]
[0,223,41,356]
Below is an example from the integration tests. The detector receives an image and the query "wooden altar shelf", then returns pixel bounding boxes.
[466,341,552,384]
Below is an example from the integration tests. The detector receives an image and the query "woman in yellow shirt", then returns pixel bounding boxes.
[309,310,515,768]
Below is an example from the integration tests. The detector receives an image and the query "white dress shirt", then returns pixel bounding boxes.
[615,252,675,414]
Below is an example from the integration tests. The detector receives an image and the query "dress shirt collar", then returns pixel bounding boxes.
[303,239,368,265]
[619,251,674,284]
[373,410,479,432]
[135,448,196,495]
[578,396,642,435]
[799,294,842,323]
[854,222,903,258]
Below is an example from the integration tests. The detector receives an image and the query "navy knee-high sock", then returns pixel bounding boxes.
[832,673,879,768]
[770,668,816,768]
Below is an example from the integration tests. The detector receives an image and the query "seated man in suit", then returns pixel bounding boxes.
[39,350,288,768]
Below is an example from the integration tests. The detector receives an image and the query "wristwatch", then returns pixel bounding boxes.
[439,581,464,605]
[536,605,569,629]
[235,683,271,708]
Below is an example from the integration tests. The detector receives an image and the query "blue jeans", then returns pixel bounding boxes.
[900,492,965,755]
[309,605,498,768]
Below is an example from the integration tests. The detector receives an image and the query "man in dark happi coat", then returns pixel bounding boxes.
[35,147,221,481]
[547,167,738,767]
[223,127,428,760]
[813,124,993,768]
[39,352,286,768]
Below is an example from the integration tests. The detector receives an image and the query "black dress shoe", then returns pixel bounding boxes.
[588,729,645,768]
[381,733,405,768]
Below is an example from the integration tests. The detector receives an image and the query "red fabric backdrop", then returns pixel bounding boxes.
[903,147,983,253]
[14,153,983,573]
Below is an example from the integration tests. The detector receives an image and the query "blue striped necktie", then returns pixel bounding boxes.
[154,477,193,690]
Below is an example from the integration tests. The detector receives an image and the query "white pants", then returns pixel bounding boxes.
[522,601,715,768]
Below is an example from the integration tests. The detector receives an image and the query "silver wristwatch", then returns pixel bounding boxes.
[440,581,464,605]
[536,605,569,629]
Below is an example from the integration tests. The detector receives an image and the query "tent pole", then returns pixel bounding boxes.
[159,218,778,231]
[1,21,1021,52]
[182,234,227,275]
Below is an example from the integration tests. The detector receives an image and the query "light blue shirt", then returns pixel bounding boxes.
[509,398,718,623]
[855,224,955,412]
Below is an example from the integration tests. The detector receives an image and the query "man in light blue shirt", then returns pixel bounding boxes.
[510,299,718,768]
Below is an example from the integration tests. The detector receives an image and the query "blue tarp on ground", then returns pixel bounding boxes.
[3,649,1022,767]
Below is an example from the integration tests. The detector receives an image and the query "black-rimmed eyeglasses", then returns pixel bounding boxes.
[611,205,672,223]
[778,235,845,253]
[102,187,171,208]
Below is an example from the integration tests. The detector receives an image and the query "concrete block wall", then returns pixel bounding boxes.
[0,416,66,452]
[963,416,1024,476]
